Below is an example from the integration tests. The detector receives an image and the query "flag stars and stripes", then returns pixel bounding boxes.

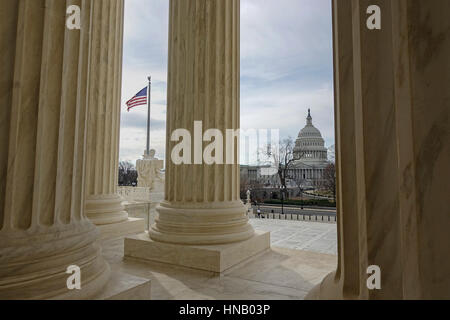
[126,87,148,111]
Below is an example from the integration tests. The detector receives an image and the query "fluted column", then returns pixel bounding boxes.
[84,0,128,225]
[0,0,109,299]
[150,0,254,245]
[308,0,450,300]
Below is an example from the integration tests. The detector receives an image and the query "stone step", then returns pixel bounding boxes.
[98,218,146,240]
[95,271,151,300]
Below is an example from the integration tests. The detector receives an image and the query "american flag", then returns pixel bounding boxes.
[126,87,147,111]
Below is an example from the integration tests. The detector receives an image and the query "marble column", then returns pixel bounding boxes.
[307,0,450,299]
[0,0,109,299]
[84,0,128,225]
[149,0,254,245]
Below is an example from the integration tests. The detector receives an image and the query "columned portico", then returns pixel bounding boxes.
[1,0,449,300]
[307,0,450,299]
[124,0,270,272]
[0,0,109,299]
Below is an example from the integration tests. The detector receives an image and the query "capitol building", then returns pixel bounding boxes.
[241,109,331,190]
[288,109,329,187]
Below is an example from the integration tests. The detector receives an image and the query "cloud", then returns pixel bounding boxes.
[120,0,334,163]
[121,112,165,131]
[120,0,169,162]
[240,0,334,149]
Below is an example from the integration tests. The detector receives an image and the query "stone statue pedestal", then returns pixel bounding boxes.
[125,231,270,273]
[136,150,164,191]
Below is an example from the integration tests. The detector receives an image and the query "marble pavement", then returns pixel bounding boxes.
[102,219,337,300]
[249,219,337,255]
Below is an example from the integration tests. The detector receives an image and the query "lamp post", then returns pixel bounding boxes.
[301,174,306,210]
[280,185,286,215]
[300,185,304,210]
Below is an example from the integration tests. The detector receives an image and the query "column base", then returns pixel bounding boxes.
[86,194,129,225]
[150,201,255,245]
[0,222,110,300]
[305,271,347,300]
[124,230,270,273]
[97,217,146,240]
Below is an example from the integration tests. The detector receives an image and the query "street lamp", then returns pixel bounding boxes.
[300,186,304,210]
[280,185,286,215]
[301,174,306,210]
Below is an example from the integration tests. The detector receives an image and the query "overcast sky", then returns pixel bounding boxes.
[119,0,334,164]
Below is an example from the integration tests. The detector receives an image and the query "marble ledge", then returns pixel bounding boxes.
[95,271,151,300]
[98,217,146,241]
[124,230,271,273]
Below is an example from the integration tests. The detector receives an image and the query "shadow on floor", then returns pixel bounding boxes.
[101,235,337,300]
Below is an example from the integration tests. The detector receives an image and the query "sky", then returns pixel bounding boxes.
[119,0,335,164]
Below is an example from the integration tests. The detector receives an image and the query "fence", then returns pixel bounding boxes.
[251,212,337,224]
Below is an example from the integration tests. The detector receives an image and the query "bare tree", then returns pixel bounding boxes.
[293,175,307,197]
[273,138,294,195]
[118,161,138,186]
[322,162,336,201]
[260,137,294,203]
[240,174,268,203]
[240,175,250,200]
[264,137,308,200]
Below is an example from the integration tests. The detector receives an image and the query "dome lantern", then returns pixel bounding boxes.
[307,108,312,125]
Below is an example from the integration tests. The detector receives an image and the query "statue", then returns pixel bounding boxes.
[244,189,253,215]
[136,149,164,191]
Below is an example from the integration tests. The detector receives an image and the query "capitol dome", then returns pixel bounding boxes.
[298,121,323,138]
[287,109,329,188]
[293,109,328,162]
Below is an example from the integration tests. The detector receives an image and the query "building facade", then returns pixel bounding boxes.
[240,110,331,200]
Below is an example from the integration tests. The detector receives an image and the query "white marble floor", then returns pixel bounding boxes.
[249,218,338,255]
[101,219,338,300]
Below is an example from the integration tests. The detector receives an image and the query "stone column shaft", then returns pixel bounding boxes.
[84,0,128,225]
[150,0,254,245]
[0,0,109,299]
[308,0,450,300]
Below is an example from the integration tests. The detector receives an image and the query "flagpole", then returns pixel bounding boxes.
[146,76,152,156]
